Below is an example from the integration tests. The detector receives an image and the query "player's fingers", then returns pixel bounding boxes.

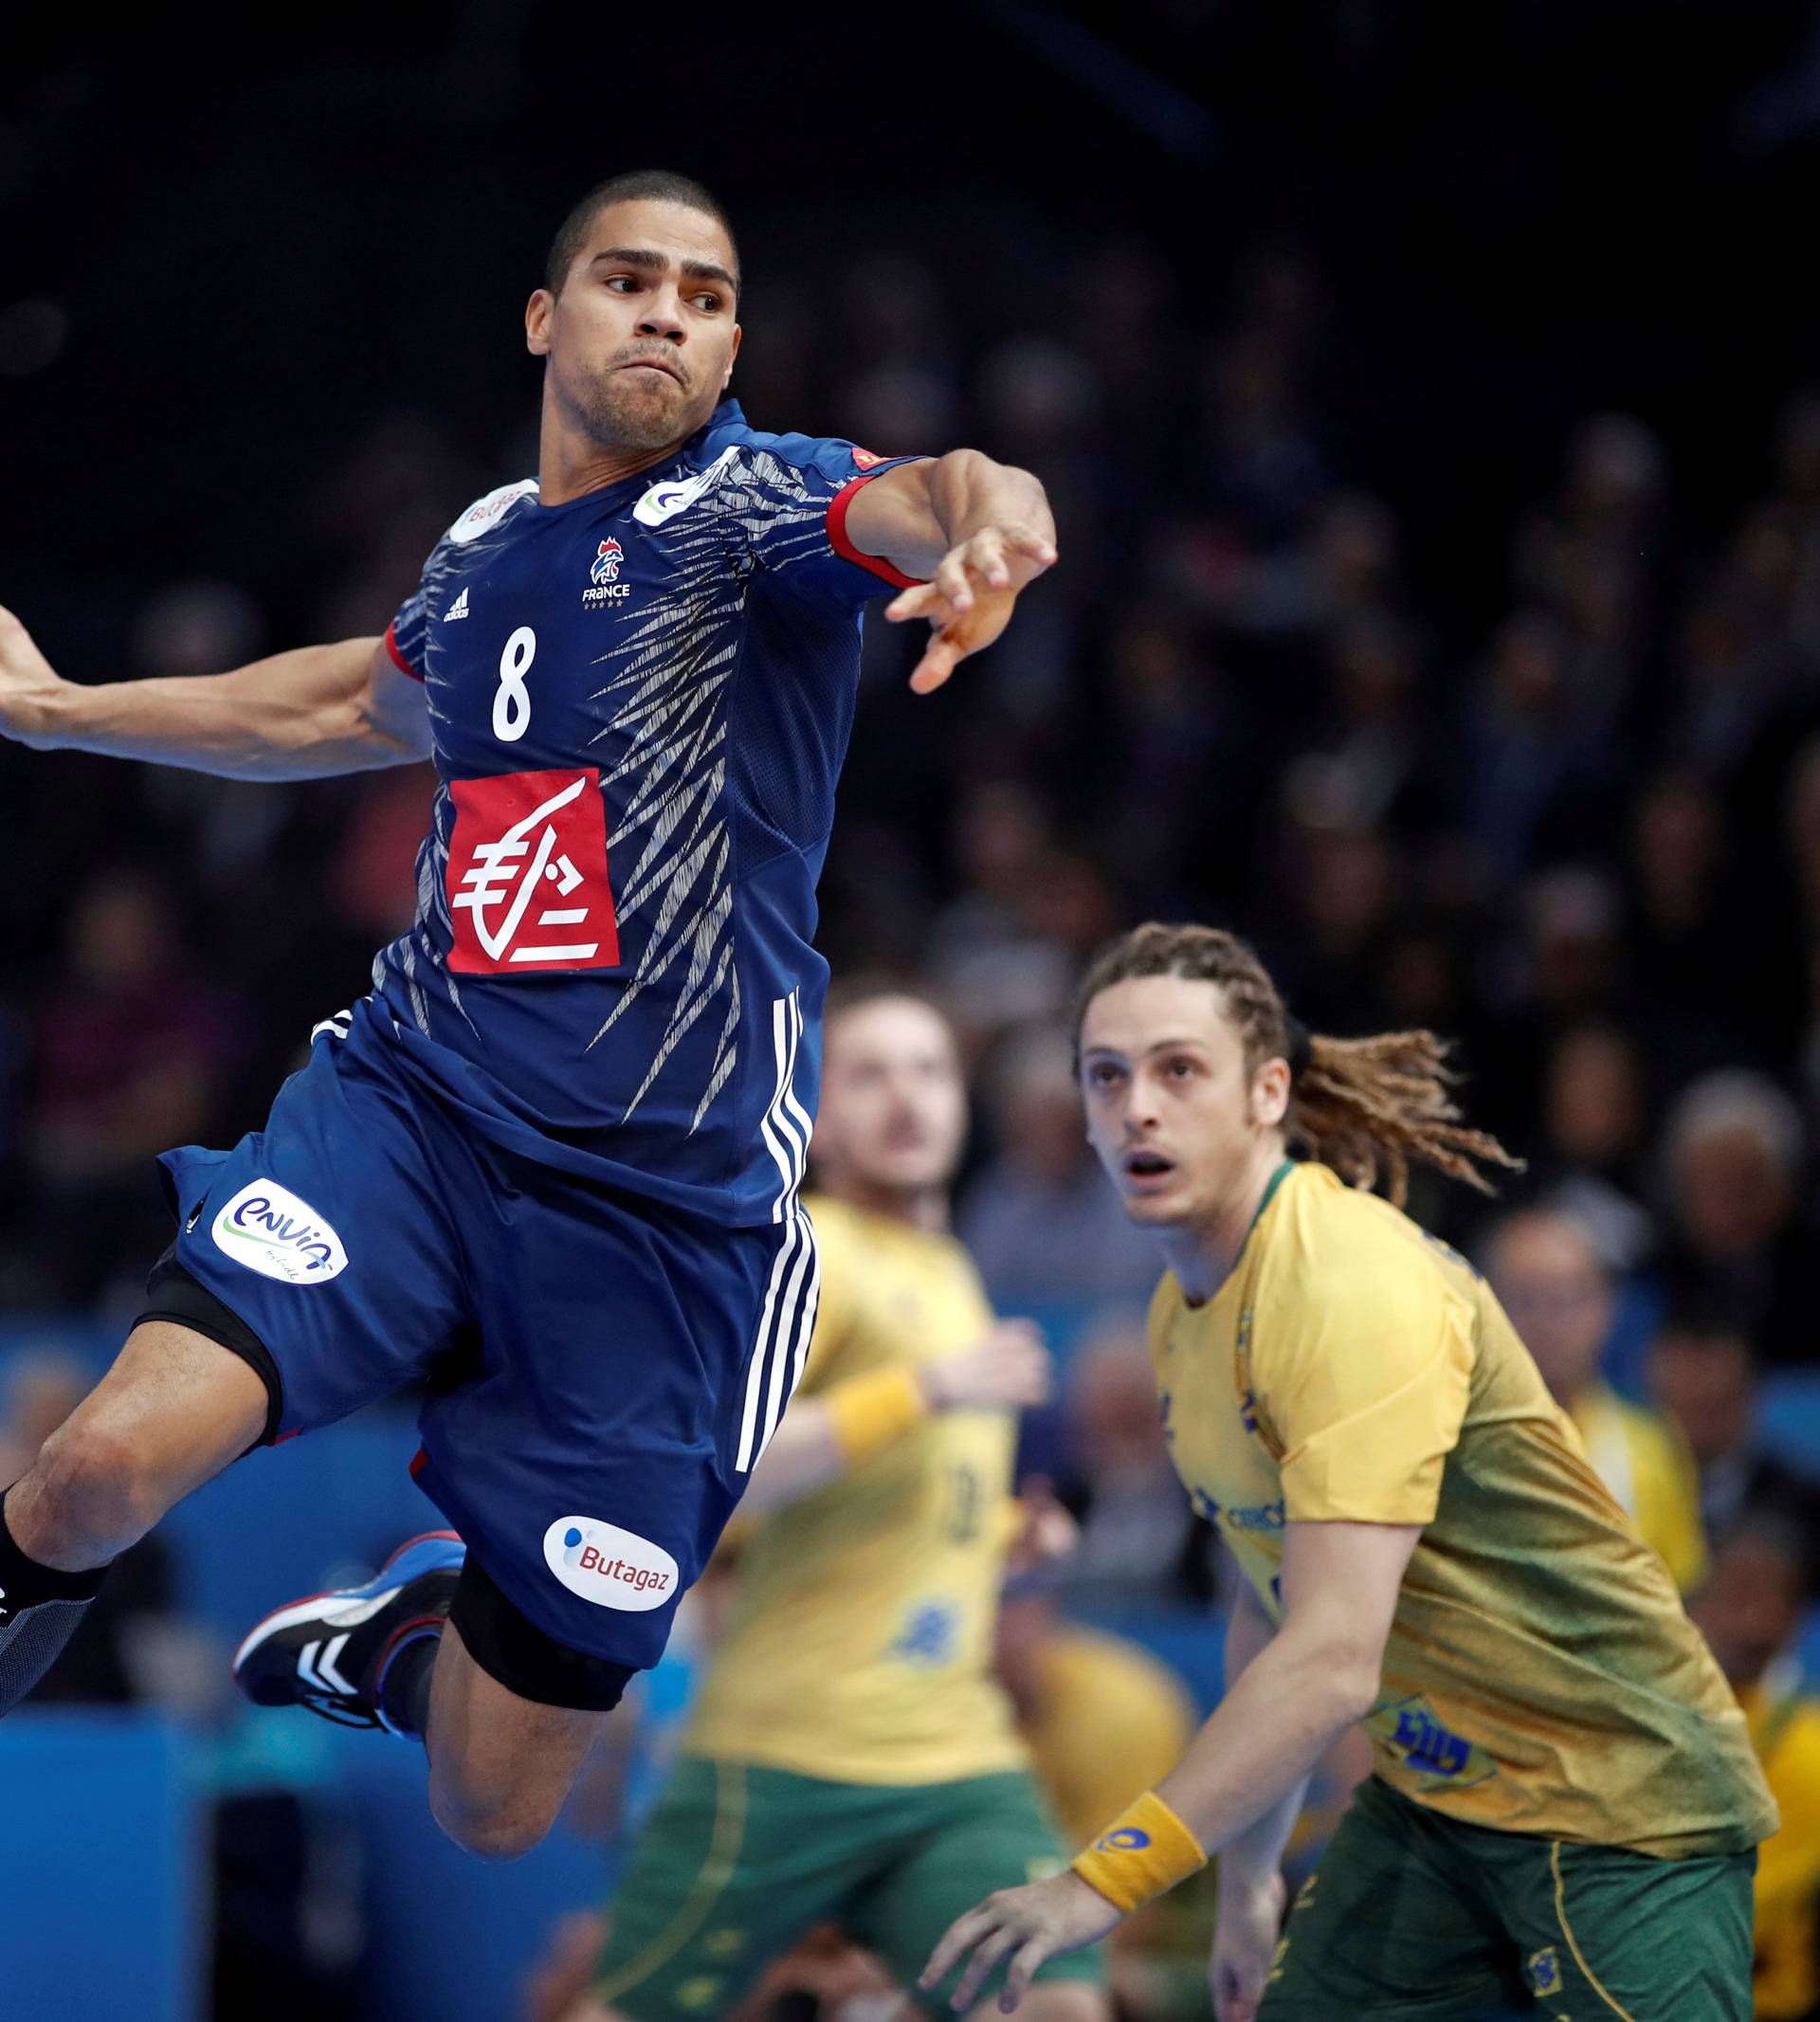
[998,1935,1051,2013]
[935,549,975,616]
[919,1905,1000,1990]
[1005,527,1059,568]
[885,582,949,625]
[968,527,1011,590]
[909,632,963,694]
[949,1922,1021,2013]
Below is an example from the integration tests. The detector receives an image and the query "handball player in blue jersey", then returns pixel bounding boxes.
[0,170,1055,1857]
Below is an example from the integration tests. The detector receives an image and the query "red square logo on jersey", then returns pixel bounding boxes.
[446,768,621,974]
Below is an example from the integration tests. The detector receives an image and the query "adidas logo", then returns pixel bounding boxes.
[443,587,471,623]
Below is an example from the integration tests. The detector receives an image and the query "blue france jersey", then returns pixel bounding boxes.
[359,400,922,1223]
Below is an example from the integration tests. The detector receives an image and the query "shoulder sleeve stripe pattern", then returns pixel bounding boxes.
[384,620,425,682]
[827,471,927,592]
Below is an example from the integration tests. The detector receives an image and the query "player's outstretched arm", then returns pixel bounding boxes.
[840,450,1057,695]
[737,1320,1051,1517]
[0,605,430,779]
[919,1519,1419,2015]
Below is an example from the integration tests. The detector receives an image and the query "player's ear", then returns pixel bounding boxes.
[720,322,742,391]
[1253,1058,1292,1130]
[526,288,555,358]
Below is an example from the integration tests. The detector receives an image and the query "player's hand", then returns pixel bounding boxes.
[0,603,70,749]
[919,1869,1120,2013]
[884,525,1057,695]
[1209,1869,1286,2022]
[920,1320,1052,1413]
[1004,1477,1078,1576]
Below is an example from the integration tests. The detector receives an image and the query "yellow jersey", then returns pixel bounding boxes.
[1147,1160,1775,1858]
[1570,1379,1707,1594]
[684,1193,1029,1785]
[1740,1676,1820,2020]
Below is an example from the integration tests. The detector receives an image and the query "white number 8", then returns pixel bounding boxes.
[494,626,536,742]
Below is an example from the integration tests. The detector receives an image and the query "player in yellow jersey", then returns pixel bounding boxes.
[569,984,1108,2022]
[923,923,1775,2021]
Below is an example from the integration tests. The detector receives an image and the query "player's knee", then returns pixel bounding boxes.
[427,1776,558,1863]
[23,1414,161,1563]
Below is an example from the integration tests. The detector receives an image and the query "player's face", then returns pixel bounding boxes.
[1080,975,1286,1230]
[528,198,742,454]
[815,998,968,1199]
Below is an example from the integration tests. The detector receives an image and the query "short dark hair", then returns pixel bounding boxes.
[823,974,956,1044]
[545,170,740,297]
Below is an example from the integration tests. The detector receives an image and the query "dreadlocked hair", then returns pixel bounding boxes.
[1073,922,1522,1208]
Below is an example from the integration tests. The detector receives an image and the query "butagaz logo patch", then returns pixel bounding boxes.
[543,1517,678,1612]
[446,478,537,546]
[211,1180,348,1284]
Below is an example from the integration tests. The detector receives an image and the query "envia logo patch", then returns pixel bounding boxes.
[543,1516,679,1612]
[211,1179,348,1285]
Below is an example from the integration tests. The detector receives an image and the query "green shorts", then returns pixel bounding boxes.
[593,1757,1105,2019]
[1261,1775,1756,2021]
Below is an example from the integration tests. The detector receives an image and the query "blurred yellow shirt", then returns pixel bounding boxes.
[684,1193,1028,1785]
[1016,1623,1197,1849]
[1147,1160,1775,1857]
[1741,1676,1820,2020]
[1570,1379,1707,1594]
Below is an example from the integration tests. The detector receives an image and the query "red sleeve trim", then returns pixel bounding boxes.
[384,620,424,682]
[827,471,927,592]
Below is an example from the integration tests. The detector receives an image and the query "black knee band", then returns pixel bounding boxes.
[448,1555,637,1713]
[136,1248,284,1448]
[0,1487,110,1612]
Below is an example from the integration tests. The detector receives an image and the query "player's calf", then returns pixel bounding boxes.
[422,1612,623,1862]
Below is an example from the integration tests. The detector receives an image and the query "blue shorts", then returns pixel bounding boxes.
[153,1017,818,1671]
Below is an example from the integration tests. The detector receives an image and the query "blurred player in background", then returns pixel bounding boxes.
[923,922,1774,2021]
[0,171,1055,1864]
[553,984,1107,2022]
[1691,1511,1820,2022]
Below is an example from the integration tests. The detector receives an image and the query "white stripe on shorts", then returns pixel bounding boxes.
[736,992,814,1471]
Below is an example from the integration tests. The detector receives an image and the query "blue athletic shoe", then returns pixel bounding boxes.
[232,1530,464,1733]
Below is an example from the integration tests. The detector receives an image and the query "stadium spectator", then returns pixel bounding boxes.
[1647,1314,1820,1557]
[1483,1209,1706,1590]
[1689,1513,1820,2022]
[1051,1321,1220,1614]
[1527,1021,1656,1269]
[26,868,231,1307]
[958,1029,1159,1302]
[1659,1071,1820,1367]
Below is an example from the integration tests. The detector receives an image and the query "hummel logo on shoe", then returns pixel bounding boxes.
[233,1531,464,1734]
[443,588,471,622]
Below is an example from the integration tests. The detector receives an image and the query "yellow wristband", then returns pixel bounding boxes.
[1070,1792,1207,1913]
[826,1365,928,1464]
